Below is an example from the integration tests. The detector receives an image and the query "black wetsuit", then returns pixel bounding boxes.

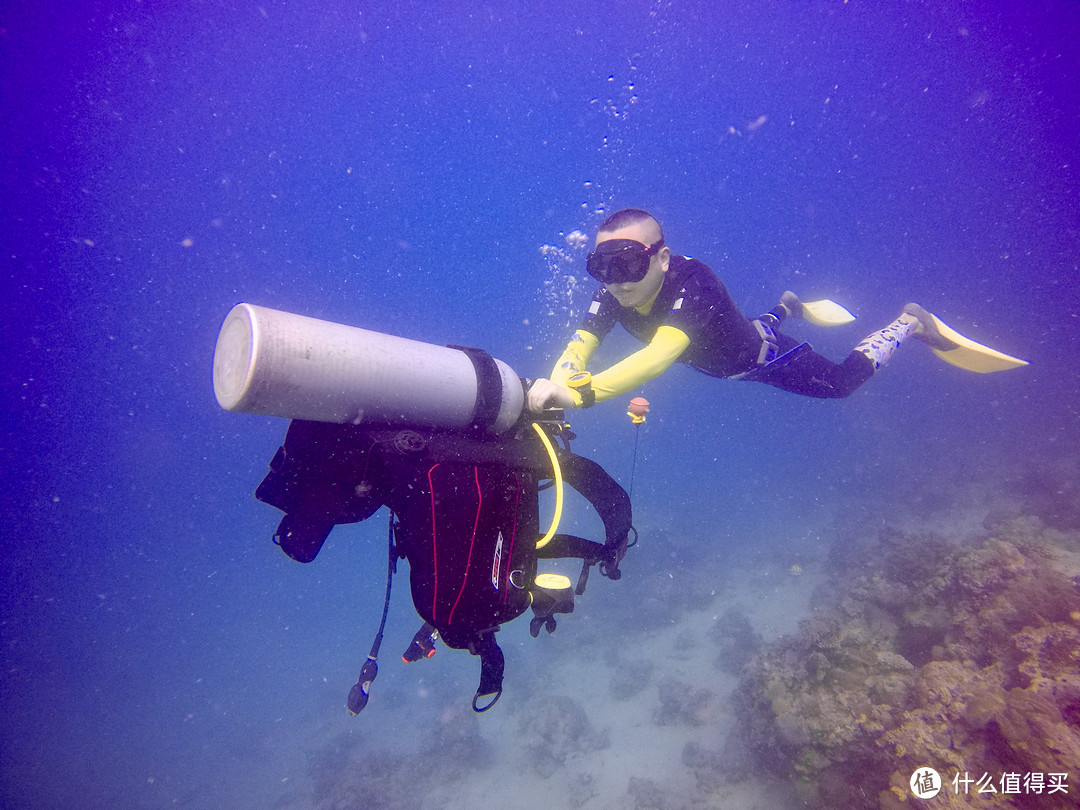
[579,255,875,398]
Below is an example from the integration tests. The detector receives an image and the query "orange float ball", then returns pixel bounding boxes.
[627,397,650,417]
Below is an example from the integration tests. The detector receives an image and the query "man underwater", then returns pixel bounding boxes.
[527,208,1026,412]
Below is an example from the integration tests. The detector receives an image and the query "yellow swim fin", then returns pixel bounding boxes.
[927,313,1030,373]
[780,292,856,326]
[801,298,856,327]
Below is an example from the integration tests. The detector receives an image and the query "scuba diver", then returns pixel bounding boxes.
[527,208,1027,413]
[213,303,635,715]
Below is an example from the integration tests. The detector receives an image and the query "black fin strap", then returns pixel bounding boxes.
[470,634,504,713]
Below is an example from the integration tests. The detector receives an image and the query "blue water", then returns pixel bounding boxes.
[3,2,1078,808]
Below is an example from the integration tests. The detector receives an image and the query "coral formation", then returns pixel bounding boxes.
[609,656,655,701]
[682,741,729,793]
[307,709,492,810]
[734,511,1080,810]
[654,677,716,726]
[517,695,609,778]
[626,776,670,810]
[712,607,762,675]
[627,565,721,632]
[301,470,1080,810]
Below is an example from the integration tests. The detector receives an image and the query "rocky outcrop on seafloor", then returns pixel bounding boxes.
[628,564,722,632]
[654,677,717,726]
[712,607,762,675]
[518,694,610,778]
[308,709,493,810]
[731,511,1080,810]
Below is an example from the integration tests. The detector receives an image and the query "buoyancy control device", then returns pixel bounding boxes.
[254,415,633,713]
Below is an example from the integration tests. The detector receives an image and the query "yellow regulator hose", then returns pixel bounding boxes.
[530,423,564,549]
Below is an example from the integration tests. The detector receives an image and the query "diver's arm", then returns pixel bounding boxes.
[590,325,690,402]
[526,330,601,412]
[528,325,690,410]
[527,378,575,411]
[548,330,601,386]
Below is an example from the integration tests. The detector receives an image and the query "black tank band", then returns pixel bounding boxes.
[449,345,503,431]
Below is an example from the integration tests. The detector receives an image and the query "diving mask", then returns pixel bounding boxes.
[586,238,665,284]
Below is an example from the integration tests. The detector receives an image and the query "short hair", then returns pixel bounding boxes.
[598,208,664,242]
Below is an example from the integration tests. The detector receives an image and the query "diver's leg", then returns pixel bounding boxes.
[901,303,958,350]
[750,305,962,399]
[851,312,920,372]
[749,333,875,399]
[780,308,936,397]
[850,304,958,371]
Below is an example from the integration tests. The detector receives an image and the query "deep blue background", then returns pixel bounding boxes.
[3,2,1078,807]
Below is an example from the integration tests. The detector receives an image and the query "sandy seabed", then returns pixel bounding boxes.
[283,562,823,810]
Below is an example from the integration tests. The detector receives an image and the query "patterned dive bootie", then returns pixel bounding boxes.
[901,303,960,351]
[853,312,920,372]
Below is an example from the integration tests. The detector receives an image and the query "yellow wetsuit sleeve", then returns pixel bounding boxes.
[549,329,601,387]
[590,325,690,403]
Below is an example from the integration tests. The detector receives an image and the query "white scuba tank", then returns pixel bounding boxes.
[213,303,525,433]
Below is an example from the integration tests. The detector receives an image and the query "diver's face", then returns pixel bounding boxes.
[596,220,669,309]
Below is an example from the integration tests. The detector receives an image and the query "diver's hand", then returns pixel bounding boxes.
[527,378,575,413]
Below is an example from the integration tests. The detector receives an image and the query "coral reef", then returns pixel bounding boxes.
[566,771,600,808]
[517,695,609,778]
[712,607,762,675]
[626,565,721,632]
[609,656,655,701]
[626,776,670,810]
[307,709,492,810]
[734,512,1080,810]
[682,741,730,793]
[654,677,717,726]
